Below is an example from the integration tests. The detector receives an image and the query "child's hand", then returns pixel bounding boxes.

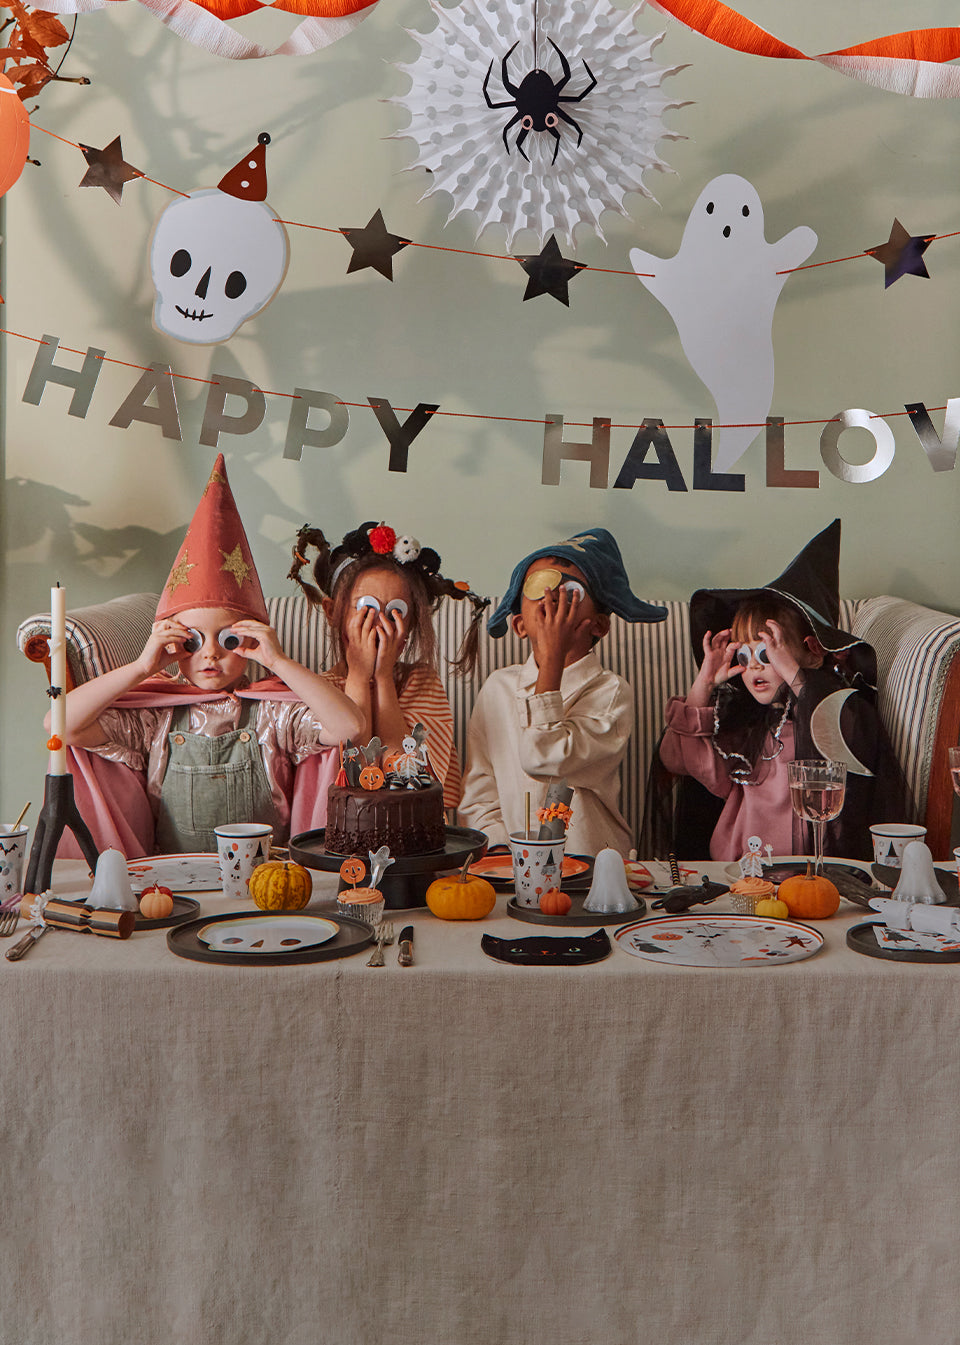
[343,604,379,681]
[227,620,283,670]
[374,608,407,682]
[138,618,191,677]
[688,630,741,706]
[535,585,594,664]
[758,619,802,694]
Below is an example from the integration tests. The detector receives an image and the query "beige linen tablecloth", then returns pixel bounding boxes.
[3,862,960,1345]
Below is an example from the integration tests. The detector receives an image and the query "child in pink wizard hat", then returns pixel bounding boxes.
[49,455,363,853]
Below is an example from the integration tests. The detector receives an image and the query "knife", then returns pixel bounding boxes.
[397,925,414,967]
[6,923,49,961]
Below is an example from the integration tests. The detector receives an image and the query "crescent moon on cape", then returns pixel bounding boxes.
[809,689,873,777]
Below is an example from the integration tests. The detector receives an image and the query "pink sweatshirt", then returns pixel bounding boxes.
[659,697,804,861]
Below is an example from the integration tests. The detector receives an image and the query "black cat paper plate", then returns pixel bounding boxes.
[481,928,611,966]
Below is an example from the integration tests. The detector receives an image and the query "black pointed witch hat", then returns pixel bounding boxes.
[689,520,877,687]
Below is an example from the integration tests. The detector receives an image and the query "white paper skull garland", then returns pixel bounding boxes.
[149,134,289,345]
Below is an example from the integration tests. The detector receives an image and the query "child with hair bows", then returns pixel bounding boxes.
[289,521,488,813]
[49,456,363,854]
[653,521,909,862]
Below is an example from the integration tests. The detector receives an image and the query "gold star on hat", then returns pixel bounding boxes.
[220,543,253,589]
[166,551,196,595]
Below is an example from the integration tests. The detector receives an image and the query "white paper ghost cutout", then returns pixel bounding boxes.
[150,189,289,345]
[630,174,816,472]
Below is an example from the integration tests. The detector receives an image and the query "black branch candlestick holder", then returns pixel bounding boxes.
[23,773,100,896]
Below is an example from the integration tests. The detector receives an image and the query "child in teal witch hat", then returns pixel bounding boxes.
[459,528,666,858]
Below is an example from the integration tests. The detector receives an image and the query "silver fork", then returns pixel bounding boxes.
[0,905,21,938]
[365,920,395,968]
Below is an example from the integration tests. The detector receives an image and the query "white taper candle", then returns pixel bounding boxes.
[48,584,67,775]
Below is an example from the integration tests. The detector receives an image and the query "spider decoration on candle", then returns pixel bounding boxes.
[483,38,597,164]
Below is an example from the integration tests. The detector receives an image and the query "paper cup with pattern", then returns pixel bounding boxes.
[0,825,28,900]
[508,833,567,909]
[215,823,273,902]
[870,823,926,869]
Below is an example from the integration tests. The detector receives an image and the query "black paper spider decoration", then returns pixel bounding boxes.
[483,38,597,165]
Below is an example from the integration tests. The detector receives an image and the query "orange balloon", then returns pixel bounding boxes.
[0,76,29,201]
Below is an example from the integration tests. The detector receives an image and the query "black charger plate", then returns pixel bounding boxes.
[166,910,374,965]
[847,919,960,963]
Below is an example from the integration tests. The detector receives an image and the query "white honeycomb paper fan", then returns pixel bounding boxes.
[390,0,690,248]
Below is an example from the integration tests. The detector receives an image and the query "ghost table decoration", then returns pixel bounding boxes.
[86,849,140,912]
[149,133,289,345]
[891,841,945,905]
[630,173,816,473]
[582,847,640,914]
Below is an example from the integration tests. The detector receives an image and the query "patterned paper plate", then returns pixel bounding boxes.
[614,913,824,967]
[127,853,222,894]
[468,852,591,889]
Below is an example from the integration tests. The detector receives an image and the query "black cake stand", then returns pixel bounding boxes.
[289,826,489,909]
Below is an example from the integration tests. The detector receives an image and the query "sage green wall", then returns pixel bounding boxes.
[2,0,958,811]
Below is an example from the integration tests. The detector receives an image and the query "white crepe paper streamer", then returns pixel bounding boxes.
[41,0,377,59]
[390,0,690,247]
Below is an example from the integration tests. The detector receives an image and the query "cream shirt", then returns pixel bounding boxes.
[458,650,633,858]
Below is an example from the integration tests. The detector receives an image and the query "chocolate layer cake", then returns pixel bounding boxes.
[325,781,445,857]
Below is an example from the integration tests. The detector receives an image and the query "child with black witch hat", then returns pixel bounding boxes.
[652,520,909,861]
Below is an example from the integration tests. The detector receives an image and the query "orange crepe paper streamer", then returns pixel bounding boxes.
[651,0,960,93]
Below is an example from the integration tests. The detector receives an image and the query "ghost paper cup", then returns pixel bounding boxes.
[0,824,28,901]
[508,832,566,909]
[870,823,927,869]
[215,823,273,902]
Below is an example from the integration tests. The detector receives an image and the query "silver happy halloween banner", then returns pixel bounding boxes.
[20,332,960,491]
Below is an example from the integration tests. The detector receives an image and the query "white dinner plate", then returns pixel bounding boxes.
[127,853,222,894]
[197,915,339,953]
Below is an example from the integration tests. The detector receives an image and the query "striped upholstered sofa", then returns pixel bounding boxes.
[17,591,960,857]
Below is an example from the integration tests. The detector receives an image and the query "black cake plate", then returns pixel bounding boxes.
[289,826,488,909]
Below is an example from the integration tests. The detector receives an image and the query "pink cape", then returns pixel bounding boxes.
[58,677,338,859]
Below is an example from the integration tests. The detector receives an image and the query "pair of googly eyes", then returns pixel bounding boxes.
[356,596,409,620]
[736,643,771,668]
[182,628,244,654]
[521,569,587,603]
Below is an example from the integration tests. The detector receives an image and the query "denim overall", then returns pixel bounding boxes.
[156,701,277,852]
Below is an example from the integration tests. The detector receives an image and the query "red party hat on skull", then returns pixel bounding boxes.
[156,454,269,621]
[217,133,271,203]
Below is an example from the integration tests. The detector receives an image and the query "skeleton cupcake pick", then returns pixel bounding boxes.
[149,134,289,345]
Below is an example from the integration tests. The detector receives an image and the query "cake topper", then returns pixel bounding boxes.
[738,835,772,879]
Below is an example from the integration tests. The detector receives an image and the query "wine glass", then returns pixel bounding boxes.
[787,759,847,875]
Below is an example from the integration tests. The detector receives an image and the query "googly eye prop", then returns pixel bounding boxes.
[181,628,245,654]
[735,642,771,669]
[355,596,409,619]
[521,568,587,603]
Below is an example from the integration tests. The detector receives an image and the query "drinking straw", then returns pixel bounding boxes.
[12,802,30,831]
[525,793,531,840]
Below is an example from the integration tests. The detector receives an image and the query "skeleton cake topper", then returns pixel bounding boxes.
[149,133,289,345]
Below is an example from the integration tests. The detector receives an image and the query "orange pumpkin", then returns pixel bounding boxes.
[539,887,572,917]
[777,862,840,919]
[426,857,496,920]
[139,885,175,919]
[359,765,384,791]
